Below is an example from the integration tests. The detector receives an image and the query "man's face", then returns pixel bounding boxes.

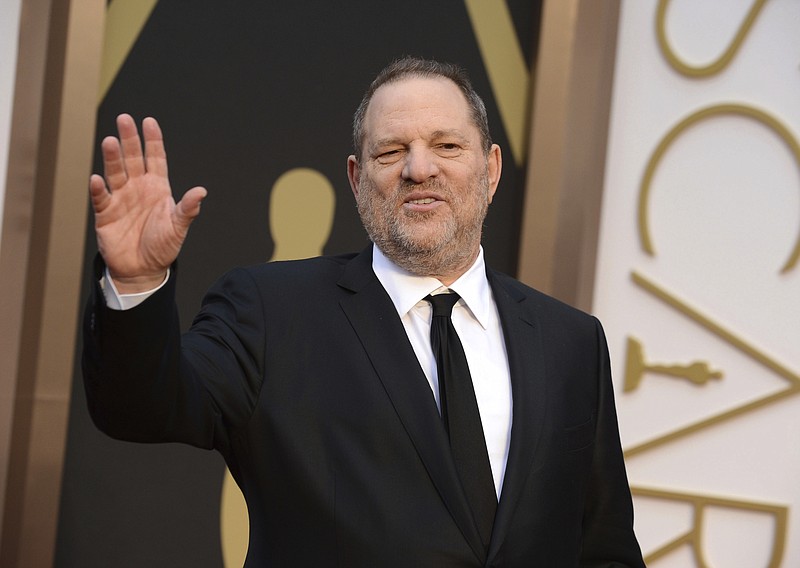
[347,76,502,283]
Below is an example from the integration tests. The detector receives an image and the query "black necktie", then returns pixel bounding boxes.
[425,293,497,550]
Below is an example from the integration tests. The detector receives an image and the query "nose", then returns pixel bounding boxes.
[401,147,439,183]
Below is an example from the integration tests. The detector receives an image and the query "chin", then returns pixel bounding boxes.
[402,214,454,236]
[397,227,455,253]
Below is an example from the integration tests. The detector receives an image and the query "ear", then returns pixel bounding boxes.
[486,144,502,204]
[347,155,360,199]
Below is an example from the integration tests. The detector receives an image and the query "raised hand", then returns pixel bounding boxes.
[89,114,207,293]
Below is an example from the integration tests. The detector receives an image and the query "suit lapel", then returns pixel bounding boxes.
[337,248,486,562]
[486,269,549,561]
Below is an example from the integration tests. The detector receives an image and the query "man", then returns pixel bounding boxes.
[84,57,644,566]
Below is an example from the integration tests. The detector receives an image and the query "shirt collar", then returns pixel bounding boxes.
[371,244,493,329]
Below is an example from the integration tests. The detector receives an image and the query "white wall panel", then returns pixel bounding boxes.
[596,1,800,566]
[0,0,23,241]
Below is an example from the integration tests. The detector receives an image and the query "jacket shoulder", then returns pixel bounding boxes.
[488,269,596,323]
[211,252,360,293]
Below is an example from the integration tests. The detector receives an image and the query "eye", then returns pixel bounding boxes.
[436,142,462,155]
[375,149,403,164]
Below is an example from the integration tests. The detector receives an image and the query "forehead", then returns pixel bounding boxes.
[363,76,475,141]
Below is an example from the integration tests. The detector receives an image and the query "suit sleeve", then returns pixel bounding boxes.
[579,318,646,567]
[81,255,265,454]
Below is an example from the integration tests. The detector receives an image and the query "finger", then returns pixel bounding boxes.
[174,186,208,230]
[117,113,146,178]
[100,135,128,191]
[88,174,112,214]
[142,117,168,179]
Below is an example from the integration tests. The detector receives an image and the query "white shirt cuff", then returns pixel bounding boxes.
[100,268,171,311]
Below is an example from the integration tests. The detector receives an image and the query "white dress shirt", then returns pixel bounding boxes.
[103,246,513,496]
[371,245,512,497]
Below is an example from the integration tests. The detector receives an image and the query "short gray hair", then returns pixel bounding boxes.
[352,57,492,161]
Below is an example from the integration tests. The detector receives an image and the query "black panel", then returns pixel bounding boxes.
[57,2,541,566]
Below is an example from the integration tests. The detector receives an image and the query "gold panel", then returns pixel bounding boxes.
[0,0,105,566]
[517,0,621,311]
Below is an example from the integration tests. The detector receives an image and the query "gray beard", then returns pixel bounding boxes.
[356,176,489,279]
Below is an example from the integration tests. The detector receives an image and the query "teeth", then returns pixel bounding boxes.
[408,198,436,204]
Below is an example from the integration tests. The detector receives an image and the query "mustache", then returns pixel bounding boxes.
[395,178,451,198]
[398,178,446,190]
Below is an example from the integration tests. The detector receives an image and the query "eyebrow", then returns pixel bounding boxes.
[369,129,471,152]
[430,129,471,144]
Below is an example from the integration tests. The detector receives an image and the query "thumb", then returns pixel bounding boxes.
[88,174,111,214]
[174,186,208,230]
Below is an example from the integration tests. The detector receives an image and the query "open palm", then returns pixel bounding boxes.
[89,114,206,293]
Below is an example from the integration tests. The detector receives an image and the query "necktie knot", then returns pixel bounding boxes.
[425,292,460,318]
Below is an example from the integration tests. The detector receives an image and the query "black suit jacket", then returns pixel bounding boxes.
[83,247,644,567]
